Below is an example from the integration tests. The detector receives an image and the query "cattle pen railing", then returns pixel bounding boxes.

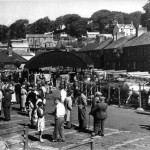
[61,138,95,150]
[0,123,28,150]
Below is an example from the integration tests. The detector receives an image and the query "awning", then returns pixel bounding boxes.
[24,50,89,69]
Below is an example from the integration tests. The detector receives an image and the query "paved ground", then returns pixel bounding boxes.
[1,89,150,150]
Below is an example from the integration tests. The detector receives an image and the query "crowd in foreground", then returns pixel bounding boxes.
[0,72,108,143]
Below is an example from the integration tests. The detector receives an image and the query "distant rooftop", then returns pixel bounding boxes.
[26,34,52,38]
[124,32,150,47]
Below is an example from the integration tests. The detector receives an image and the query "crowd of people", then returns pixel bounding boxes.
[0,69,108,143]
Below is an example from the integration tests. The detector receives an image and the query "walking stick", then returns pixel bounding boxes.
[88,114,91,132]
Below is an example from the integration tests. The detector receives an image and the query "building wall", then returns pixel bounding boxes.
[78,50,104,69]
[26,34,54,49]
[104,45,150,72]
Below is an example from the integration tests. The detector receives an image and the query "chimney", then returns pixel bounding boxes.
[8,47,12,57]
[8,40,12,57]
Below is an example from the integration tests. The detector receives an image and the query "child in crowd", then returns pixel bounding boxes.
[37,101,45,142]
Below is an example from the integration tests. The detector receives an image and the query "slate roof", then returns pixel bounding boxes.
[13,50,33,56]
[117,24,135,29]
[0,49,27,63]
[95,38,113,50]
[79,38,113,51]
[124,32,150,47]
[79,42,98,51]
[104,36,134,49]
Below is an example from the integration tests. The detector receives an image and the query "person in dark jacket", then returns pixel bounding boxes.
[77,90,87,131]
[15,81,21,105]
[2,88,14,121]
[89,96,107,136]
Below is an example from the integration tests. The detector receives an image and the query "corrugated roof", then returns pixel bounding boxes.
[104,36,133,49]
[25,51,89,69]
[124,32,150,47]
[0,49,27,63]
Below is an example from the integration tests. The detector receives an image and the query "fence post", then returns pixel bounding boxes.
[118,87,121,108]
[91,138,95,150]
[108,86,110,104]
[139,83,142,108]
[24,124,28,150]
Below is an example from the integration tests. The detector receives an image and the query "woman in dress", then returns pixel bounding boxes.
[37,101,45,142]
[65,90,73,129]
[21,85,27,112]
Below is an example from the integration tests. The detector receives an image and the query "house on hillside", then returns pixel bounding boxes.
[26,33,54,52]
[87,31,100,39]
[11,39,30,52]
[113,22,147,41]
[113,22,136,40]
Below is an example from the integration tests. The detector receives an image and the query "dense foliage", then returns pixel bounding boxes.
[0,1,149,41]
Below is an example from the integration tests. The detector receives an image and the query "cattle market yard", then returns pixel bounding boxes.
[1,83,150,150]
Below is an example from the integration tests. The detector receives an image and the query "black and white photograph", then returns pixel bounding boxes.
[1,0,150,149]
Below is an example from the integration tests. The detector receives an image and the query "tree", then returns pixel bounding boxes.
[9,19,29,39]
[91,9,113,33]
[28,17,55,34]
[141,0,150,30]
[130,11,142,34]
[69,18,88,37]
[0,25,9,41]
[54,16,64,30]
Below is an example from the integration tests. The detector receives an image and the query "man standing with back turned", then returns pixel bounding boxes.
[89,96,107,136]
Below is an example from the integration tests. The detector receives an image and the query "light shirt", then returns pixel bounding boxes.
[60,89,67,103]
[56,102,66,117]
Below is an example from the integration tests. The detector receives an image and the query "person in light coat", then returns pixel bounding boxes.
[65,90,73,129]
[21,85,27,112]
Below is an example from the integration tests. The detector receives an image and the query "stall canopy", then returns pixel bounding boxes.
[24,50,91,69]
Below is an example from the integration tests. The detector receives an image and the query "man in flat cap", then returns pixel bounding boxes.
[89,95,107,136]
[77,90,87,131]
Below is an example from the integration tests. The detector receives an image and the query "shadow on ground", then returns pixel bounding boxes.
[140,124,150,130]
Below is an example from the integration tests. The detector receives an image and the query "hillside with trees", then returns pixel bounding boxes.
[0,0,150,42]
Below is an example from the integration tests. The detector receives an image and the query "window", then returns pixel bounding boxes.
[133,62,136,70]
[113,62,115,69]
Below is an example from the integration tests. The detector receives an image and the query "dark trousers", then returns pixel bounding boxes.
[16,93,21,104]
[78,108,87,129]
[53,117,65,140]
[94,118,105,135]
[3,106,11,121]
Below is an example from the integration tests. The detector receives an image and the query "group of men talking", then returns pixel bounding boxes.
[89,91,108,137]
[53,84,107,142]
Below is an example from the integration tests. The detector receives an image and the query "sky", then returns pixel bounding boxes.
[0,0,148,26]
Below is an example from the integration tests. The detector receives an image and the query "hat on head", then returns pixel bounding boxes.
[28,86,33,90]
[95,92,102,96]
[22,85,26,88]
[99,96,105,101]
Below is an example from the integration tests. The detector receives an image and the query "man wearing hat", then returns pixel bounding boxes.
[89,95,107,136]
